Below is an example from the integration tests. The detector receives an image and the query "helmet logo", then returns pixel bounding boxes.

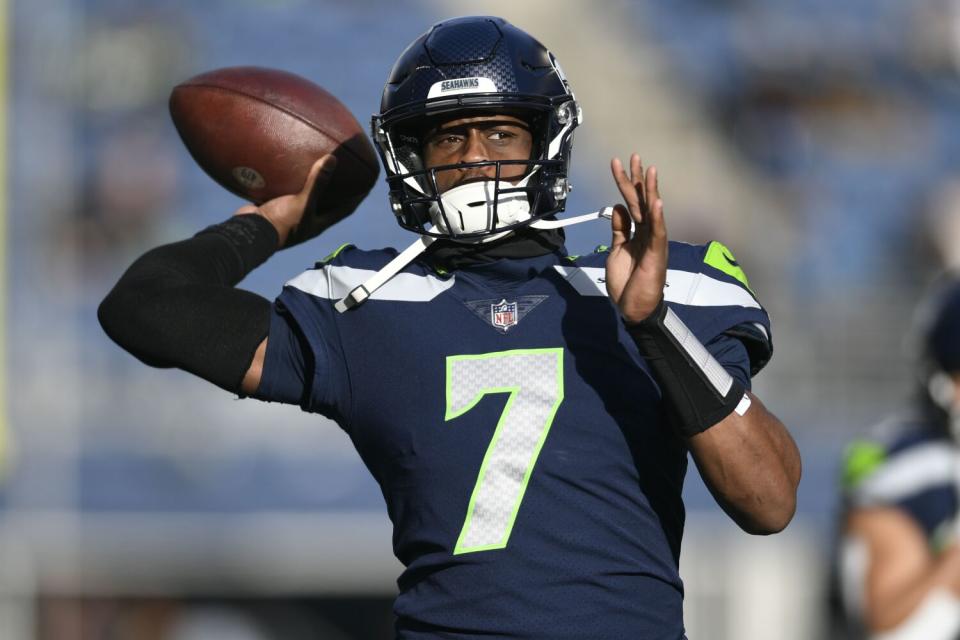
[427,77,497,99]
[442,78,479,91]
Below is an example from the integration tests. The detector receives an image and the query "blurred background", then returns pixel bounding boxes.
[2,0,959,637]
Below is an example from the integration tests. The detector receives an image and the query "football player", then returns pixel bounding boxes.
[99,16,800,638]
[840,277,960,640]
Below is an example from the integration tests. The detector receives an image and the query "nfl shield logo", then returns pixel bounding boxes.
[491,299,518,331]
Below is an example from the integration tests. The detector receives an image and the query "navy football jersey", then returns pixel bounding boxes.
[256,240,772,639]
[843,416,959,553]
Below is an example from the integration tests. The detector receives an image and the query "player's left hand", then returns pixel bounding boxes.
[605,154,668,323]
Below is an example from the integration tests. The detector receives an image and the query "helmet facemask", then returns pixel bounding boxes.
[426,162,540,238]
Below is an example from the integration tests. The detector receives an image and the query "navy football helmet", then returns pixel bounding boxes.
[916,276,960,438]
[372,16,581,242]
[924,279,960,374]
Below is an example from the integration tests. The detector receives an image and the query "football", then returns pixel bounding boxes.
[168,66,380,216]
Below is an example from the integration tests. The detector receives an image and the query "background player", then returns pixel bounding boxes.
[99,16,800,638]
[840,276,960,639]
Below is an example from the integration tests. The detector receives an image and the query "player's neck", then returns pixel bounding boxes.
[424,227,565,272]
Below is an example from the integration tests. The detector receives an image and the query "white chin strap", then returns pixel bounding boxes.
[334,206,614,313]
[429,175,534,240]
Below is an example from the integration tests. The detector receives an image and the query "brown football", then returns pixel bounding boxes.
[169,66,379,216]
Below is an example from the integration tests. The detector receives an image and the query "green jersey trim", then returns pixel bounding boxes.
[842,440,887,489]
[704,241,752,292]
[319,242,354,264]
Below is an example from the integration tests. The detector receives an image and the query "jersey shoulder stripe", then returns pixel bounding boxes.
[846,434,956,506]
[560,240,761,310]
[572,240,772,373]
[552,264,761,311]
[286,246,454,304]
[842,417,958,548]
[576,240,756,292]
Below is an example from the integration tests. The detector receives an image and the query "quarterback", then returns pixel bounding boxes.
[100,16,801,639]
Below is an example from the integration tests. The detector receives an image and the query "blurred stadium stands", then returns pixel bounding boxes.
[3,0,960,637]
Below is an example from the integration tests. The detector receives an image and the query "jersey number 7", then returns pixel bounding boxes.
[445,348,565,555]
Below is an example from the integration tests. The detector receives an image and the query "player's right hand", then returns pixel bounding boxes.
[233,154,339,248]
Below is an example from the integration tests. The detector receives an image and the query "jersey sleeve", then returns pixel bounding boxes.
[706,331,752,390]
[665,240,773,377]
[254,300,312,406]
[254,268,352,423]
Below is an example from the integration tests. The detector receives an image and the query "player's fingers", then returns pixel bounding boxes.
[304,154,339,197]
[645,165,659,206]
[610,204,632,247]
[611,156,627,185]
[630,153,646,204]
[645,166,667,246]
[302,154,339,217]
[649,197,667,250]
[610,157,632,202]
[611,157,643,224]
[233,203,260,216]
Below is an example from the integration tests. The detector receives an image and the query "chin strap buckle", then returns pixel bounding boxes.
[334,285,371,313]
[335,235,437,313]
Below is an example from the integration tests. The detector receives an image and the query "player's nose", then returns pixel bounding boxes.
[459,129,492,166]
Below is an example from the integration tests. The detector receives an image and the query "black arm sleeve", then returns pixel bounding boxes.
[626,299,747,438]
[97,214,279,393]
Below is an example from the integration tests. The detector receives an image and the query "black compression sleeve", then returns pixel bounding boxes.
[626,299,748,438]
[98,214,279,392]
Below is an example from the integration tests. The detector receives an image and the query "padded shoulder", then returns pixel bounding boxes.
[314,244,400,270]
[576,241,755,296]
[844,418,956,506]
[666,240,757,298]
[285,244,453,305]
[577,241,771,374]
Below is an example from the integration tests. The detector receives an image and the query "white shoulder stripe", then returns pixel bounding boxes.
[553,266,761,310]
[852,442,958,506]
[286,265,455,303]
[665,270,760,309]
[553,266,607,296]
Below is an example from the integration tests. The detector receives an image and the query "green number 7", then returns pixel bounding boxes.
[445,348,564,555]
